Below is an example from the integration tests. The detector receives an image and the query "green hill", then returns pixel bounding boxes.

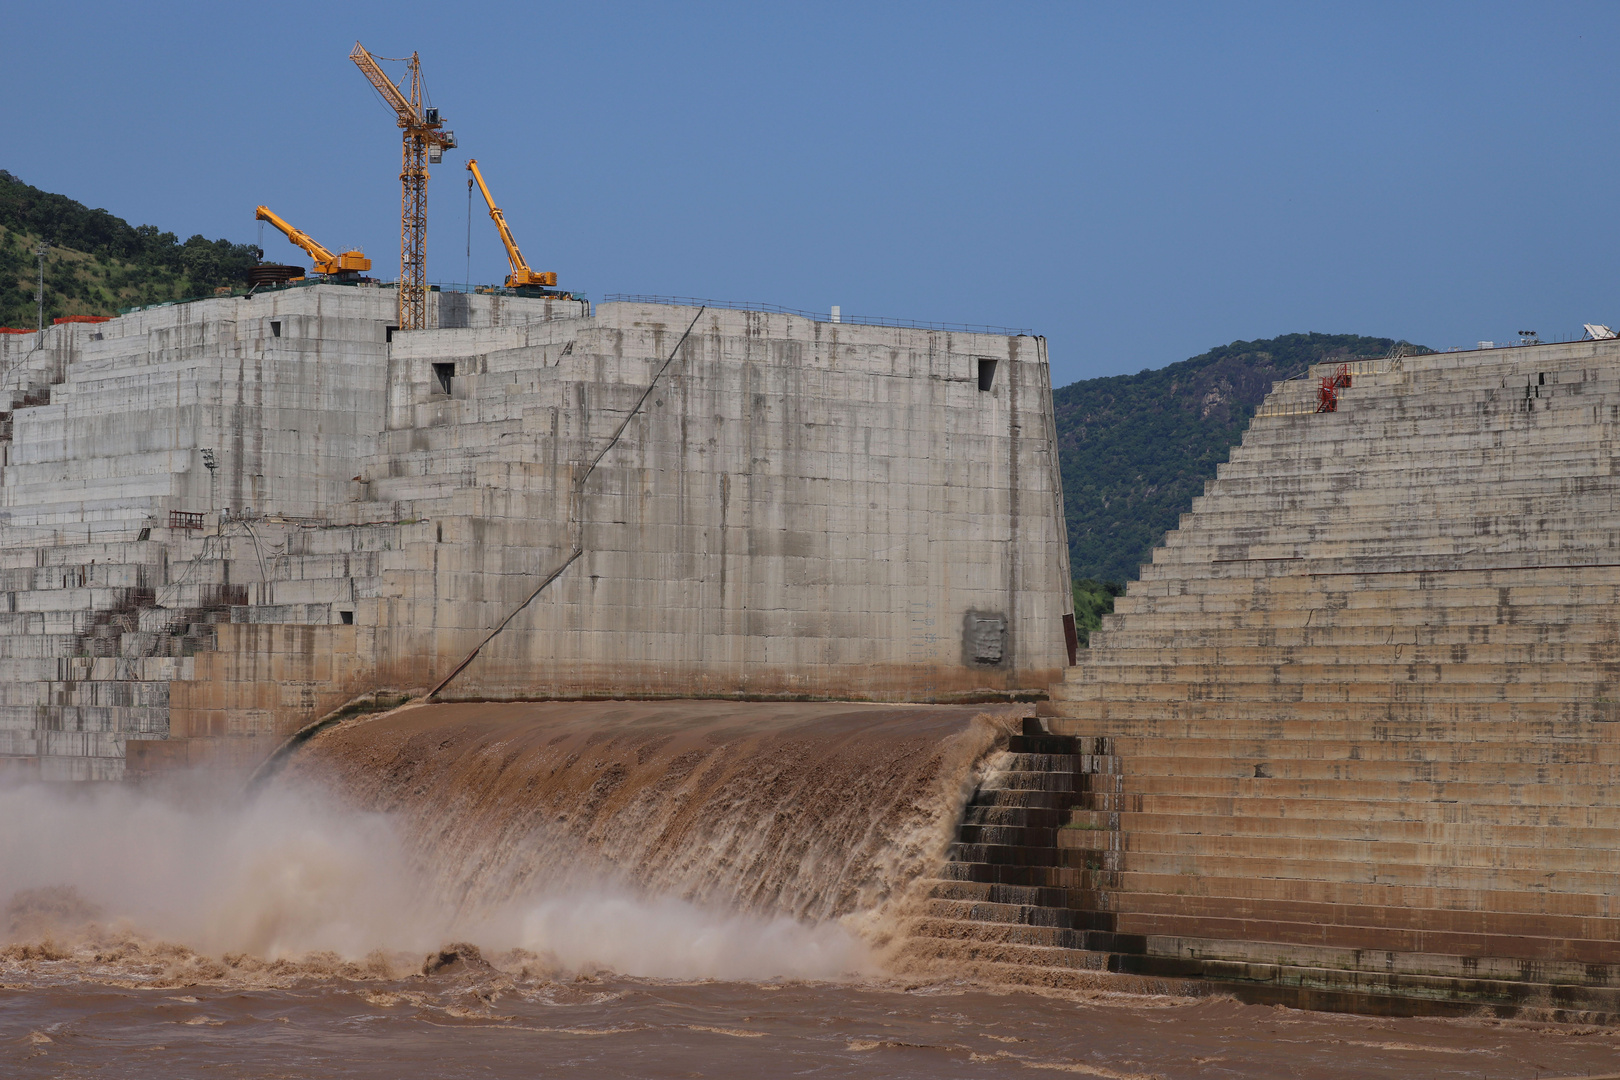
[0,170,259,328]
[1055,333,1432,587]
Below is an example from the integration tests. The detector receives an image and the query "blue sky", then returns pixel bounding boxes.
[5,2,1619,386]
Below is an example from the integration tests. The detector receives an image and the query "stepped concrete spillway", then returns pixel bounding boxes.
[906,342,1620,1018]
[0,285,1070,780]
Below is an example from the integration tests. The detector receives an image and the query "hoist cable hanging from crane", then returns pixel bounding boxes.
[349,41,456,330]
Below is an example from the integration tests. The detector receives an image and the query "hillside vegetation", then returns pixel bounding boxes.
[0,170,258,328]
[1055,333,1431,585]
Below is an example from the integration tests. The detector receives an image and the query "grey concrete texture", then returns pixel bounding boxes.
[0,285,1070,780]
[1040,338,1620,1010]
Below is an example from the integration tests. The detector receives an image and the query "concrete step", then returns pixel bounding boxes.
[1130,923,1620,981]
[1049,698,1614,723]
[907,914,1144,954]
[1071,638,1611,667]
[1037,734,1620,766]
[1107,826,1620,874]
[920,877,1112,915]
[1108,889,1620,953]
[1093,623,1620,648]
[1027,770,1620,808]
[1047,713,1620,743]
[1085,754,1620,787]
[1104,847,1619,893]
[1105,793,1620,829]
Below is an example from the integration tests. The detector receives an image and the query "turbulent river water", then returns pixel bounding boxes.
[3,700,1618,1078]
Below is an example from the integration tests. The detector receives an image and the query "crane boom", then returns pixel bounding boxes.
[350,41,456,330]
[254,206,371,275]
[349,43,416,122]
[466,160,557,289]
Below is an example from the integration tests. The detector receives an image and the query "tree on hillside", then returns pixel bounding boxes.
[0,170,258,327]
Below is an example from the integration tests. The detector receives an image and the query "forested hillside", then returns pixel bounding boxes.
[0,170,259,327]
[1055,333,1431,584]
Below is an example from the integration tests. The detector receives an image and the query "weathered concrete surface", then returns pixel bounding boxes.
[0,285,1070,779]
[906,341,1620,1019]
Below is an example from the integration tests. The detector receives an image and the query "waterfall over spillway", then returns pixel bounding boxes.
[279,700,1018,929]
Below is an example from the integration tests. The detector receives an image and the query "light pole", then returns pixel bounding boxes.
[34,243,49,349]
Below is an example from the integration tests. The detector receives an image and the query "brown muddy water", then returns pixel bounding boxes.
[3,701,1619,1078]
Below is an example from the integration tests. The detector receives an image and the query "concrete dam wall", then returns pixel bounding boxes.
[0,286,1070,780]
[907,341,1620,1019]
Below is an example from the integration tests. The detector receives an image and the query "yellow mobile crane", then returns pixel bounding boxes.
[254,206,371,277]
[466,159,557,289]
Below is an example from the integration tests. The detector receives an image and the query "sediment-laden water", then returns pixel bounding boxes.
[2,700,1616,1077]
[277,700,1010,937]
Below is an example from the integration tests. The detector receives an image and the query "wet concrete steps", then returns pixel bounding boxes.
[908,725,1620,1018]
[907,720,1144,960]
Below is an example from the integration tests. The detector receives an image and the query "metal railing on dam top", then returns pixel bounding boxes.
[599,293,1036,338]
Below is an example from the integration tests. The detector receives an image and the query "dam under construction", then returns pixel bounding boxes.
[6,278,1620,1060]
[0,284,1069,778]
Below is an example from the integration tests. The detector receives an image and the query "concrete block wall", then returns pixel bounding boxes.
[0,286,588,778]
[2,286,1070,779]
[915,339,1620,1015]
[367,302,1071,701]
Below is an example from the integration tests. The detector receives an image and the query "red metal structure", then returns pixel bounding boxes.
[1316,364,1352,413]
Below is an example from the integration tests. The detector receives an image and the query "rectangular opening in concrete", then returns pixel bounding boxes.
[339,610,354,625]
[433,363,455,395]
[385,325,398,343]
[978,358,997,392]
[270,321,281,338]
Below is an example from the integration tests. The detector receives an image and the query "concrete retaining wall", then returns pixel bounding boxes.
[0,285,1070,779]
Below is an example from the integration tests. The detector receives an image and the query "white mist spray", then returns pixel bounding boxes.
[0,779,870,981]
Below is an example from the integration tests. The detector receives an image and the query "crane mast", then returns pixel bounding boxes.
[466,159,557,289]
[350,42,456,330]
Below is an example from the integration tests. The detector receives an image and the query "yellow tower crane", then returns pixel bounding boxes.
[254,206,371,276]
[466,159,557,290]
[349,41,456,330]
